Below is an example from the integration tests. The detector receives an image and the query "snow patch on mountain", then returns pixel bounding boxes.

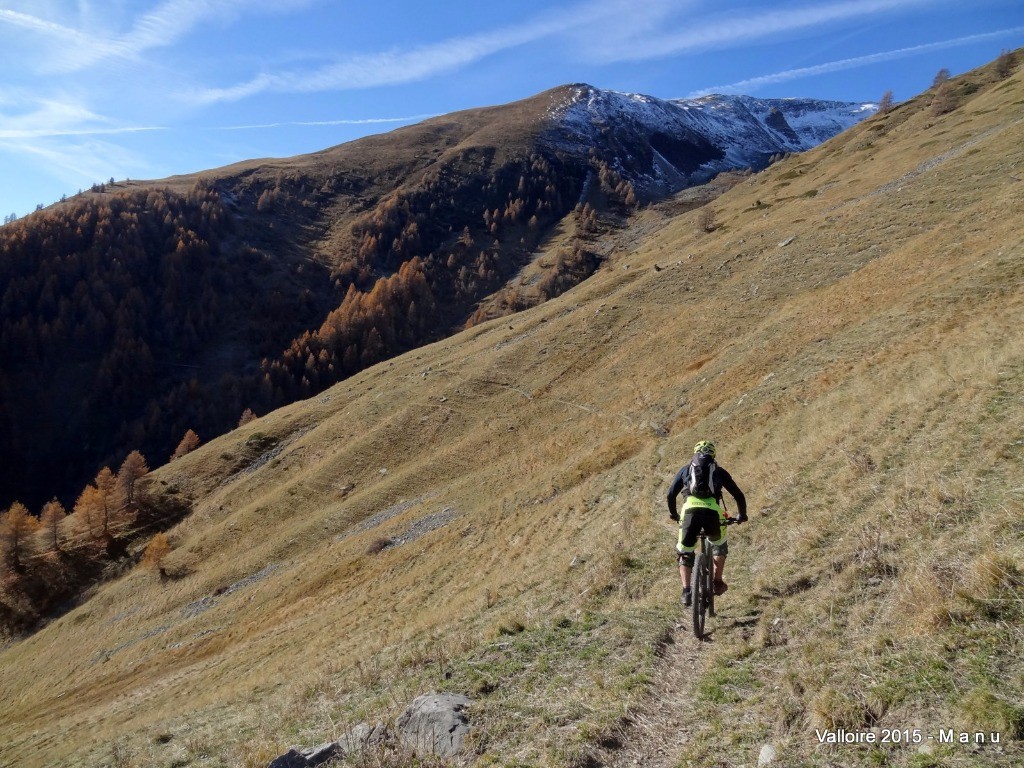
[544,84,876,195]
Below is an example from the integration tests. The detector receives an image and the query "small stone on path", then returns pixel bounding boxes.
[758,743,778,766]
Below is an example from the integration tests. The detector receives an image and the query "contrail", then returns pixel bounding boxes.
[688,26,1024,97]
[211,115,438,130]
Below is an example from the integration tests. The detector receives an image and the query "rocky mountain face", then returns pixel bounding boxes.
[544,84,875,196]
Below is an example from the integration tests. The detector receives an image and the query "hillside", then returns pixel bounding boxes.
[1,55,1022,768]
[0,85,869,517]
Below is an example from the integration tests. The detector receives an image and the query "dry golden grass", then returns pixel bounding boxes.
[2,57,1023,767]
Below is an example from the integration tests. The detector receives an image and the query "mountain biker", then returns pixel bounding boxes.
[667,440,747,607]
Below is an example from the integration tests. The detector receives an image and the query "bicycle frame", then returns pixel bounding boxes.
[691,518,735,640]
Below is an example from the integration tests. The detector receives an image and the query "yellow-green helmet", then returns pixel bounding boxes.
[693,440,716,458]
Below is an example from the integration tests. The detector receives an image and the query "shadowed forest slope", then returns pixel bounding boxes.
[0,87,597,511]
[0,55,1021,768]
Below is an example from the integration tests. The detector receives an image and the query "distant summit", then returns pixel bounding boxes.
[543,84,876,196]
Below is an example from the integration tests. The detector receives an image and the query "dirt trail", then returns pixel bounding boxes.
[604,445,713,768]
[600,616,712,768]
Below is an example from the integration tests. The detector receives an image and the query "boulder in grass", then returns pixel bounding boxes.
[338,722,388,753]
[267,749,307,768]
[302,741,342,766]
[396,692,472,758]
[266,741,340,768]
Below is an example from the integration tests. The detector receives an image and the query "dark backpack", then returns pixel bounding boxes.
[687,453,718,498]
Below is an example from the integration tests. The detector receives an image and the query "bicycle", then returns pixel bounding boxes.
[691,517,738,640]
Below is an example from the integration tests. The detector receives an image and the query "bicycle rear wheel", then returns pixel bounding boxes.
[707,554,716,618]
[692,552,707,639]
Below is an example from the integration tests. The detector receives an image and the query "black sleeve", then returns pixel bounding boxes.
[716,467,747,518]
[667,466,688,519]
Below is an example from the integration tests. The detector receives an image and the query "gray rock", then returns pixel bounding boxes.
[338,722,387,753]
[267,749,308,768]
[757,743,778,766]
[266,740,340,768]
[396,693,472,758]
[302,741,341,766]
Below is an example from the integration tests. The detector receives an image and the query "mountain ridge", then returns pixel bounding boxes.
[546,84,875,194]
[0,84,870,514]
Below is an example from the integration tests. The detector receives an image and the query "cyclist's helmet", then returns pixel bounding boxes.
[693,440,716,458]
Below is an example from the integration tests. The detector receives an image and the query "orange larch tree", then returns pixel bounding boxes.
[1,502,38,570]
[94,467,122,537]
[72,485,103,541]
[38,499,66,552]
[142,532,171,572]
[238,408,258,427]
[171,429,200,461]
[117,450,149,508]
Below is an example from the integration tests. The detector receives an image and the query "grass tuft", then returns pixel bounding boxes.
[960,688,1024,739]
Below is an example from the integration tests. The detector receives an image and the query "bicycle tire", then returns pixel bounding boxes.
[707,556,716,618]
[692,552,707,639]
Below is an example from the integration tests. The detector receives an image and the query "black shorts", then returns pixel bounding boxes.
[676,507,728,555]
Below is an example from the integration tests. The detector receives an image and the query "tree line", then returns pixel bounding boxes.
[0,185,328,512]
[0,450,152,633]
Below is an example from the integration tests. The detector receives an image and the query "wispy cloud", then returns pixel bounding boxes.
[0,125,164,139]
[188,0,677,104]
[5,137,151,191]
[0,96,163,140]
[212,115,439,131]
[0,7,108,73]
[0,8,93,44]
[597,0,938,62]
[184,0,944,104]
[0,1,313,73]
[689,26,1024,96]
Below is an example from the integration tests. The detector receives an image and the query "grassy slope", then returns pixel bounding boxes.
[1,62,1022,768]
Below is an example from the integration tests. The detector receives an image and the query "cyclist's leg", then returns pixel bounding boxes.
[712,550,728,581]
[708,512,729,590]
[677,509,700,588]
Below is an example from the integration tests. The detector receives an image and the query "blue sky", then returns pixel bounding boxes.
[2,0,1022,219]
